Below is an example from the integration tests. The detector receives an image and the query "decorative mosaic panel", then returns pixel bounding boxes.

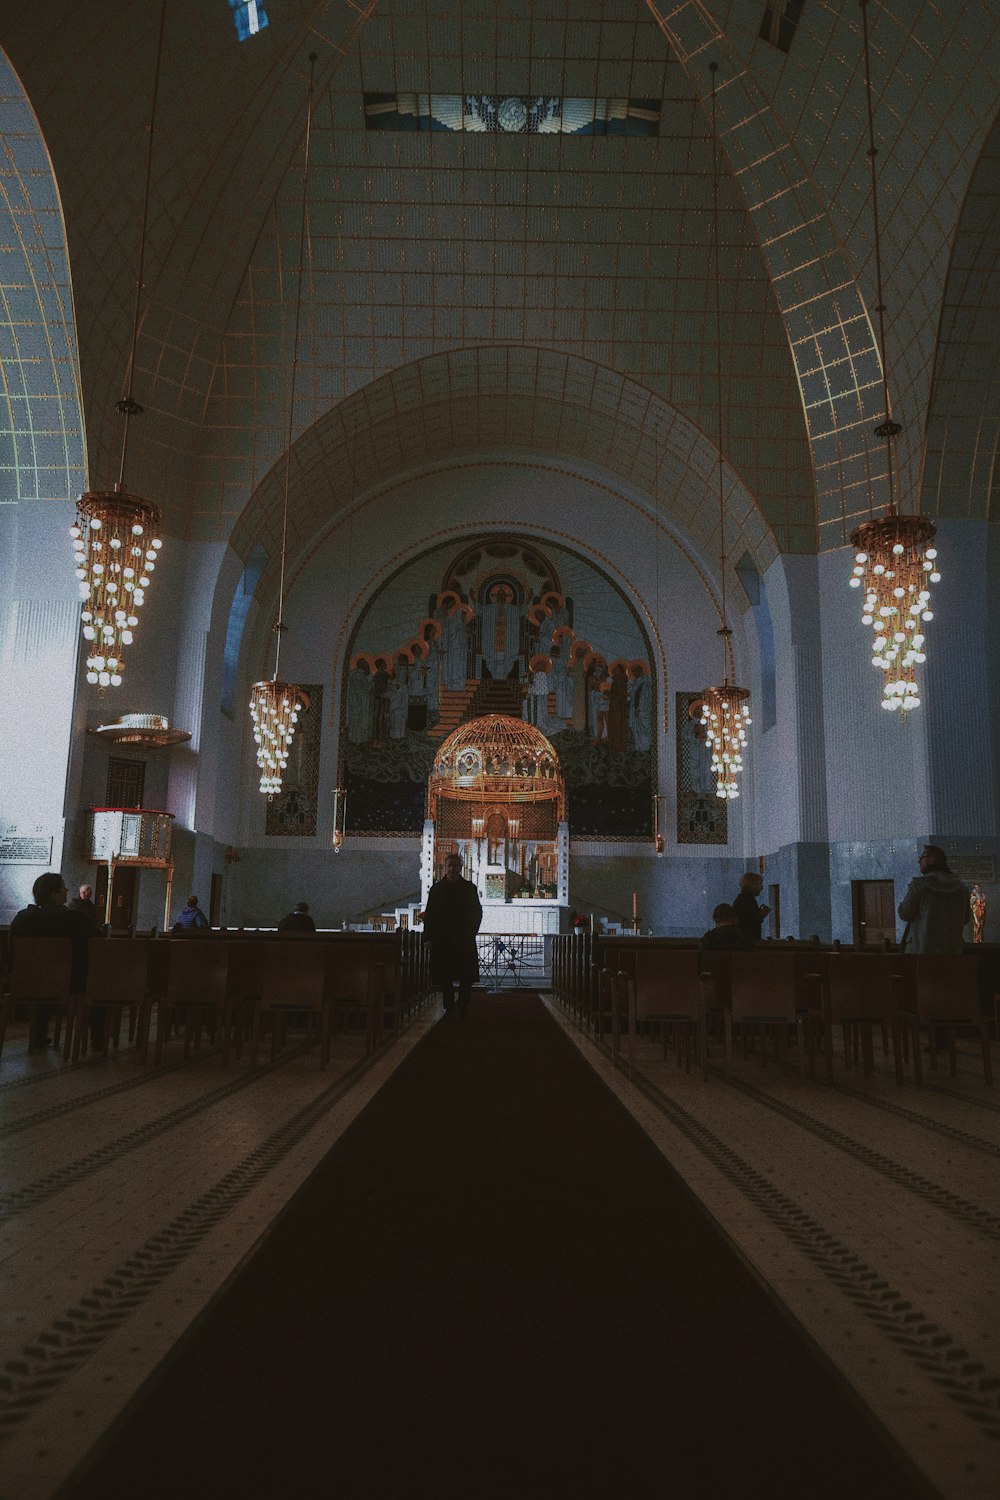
[265,684,322,837]
[675,690,727,845]
[342,535,654,839]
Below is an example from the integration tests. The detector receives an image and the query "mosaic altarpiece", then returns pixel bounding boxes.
[340,538,654,842]
[264,684,323,836]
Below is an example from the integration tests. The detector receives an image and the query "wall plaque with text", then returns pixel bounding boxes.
[0,835,54,865]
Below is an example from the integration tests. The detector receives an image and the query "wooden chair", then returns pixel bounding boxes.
[726,950,806,1080]
[253,940,335,1067]
[697,949,731,1052]
[155,940,233,1063]
[70,937,152,1062]
[0,935,76,1059]
[905,954,993,1086]
[817,952,914,1084]
[630,948,712,1080]
[596,963,617,1045]
[225,938,263,1054]
[327,941,387,1054]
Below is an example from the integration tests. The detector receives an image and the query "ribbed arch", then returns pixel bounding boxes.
[921,119,1000,521]
[644,0,1000,542]
[0,49,84,502]
[228,347,776,610]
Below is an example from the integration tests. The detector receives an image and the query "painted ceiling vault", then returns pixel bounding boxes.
[1,0,997,585]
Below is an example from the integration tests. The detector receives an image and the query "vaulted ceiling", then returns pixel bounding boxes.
[2,0,997,574]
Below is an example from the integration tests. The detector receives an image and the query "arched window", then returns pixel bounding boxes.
[221,545,267,716]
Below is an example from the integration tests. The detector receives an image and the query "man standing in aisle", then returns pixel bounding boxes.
[420,853,483,1021]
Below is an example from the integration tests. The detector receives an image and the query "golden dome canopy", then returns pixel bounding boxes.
[430,714,563,809]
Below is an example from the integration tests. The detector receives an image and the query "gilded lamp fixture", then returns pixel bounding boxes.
[848,0,939,713]
[700,62,751,802]
[72,0,168,687]
[250,676,306,796]
[700,675,751,801]
[73,494,162,686]
[250,54,317,797]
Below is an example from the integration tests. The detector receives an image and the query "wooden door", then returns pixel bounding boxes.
[852,879,896,949]
[108,867,138,933]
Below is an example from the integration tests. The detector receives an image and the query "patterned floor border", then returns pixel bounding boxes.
[0,1044,312,1224]
[715,1068,1000,1242]
[0,1017,433,1451]
[1,1046,232,1135]
[543,997,1000,1450]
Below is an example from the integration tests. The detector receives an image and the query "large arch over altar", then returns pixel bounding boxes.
[421,714,569,935]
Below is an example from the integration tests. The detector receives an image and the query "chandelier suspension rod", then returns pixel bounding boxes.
[273,49,317,681]
[709,61,731,682]
[117,0,168,493]
[860,0,898,519]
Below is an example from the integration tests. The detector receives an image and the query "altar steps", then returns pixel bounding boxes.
[428,677,524,737]
[427,682,479,737]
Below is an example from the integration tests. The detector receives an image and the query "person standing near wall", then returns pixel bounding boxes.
[898,845,968,953]
[732,872,770,944]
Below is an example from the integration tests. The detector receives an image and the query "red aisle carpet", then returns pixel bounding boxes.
[62,994,929,1500]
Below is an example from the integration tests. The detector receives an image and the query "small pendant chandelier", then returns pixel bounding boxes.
[73,0,167,688]
[848,0,939,713]
[249,53,317,798]
[250,672,306,796]
[700,62,752,802]
[700,676,751,801]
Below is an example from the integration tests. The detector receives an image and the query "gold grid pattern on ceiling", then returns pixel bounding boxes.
[1,1,997,540]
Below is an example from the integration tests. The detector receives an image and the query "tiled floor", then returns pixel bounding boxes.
[544,997,1000,1500]
[1,997,997,1499]
[0,1011,436,1500]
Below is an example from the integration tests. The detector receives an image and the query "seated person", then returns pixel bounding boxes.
[11,872,97,1048]
[699,903,754,952]
[173,894,209,933]
[277,901,317,933]
[70,883,101,927]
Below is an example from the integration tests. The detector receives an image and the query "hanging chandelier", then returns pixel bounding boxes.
[700,62,752,802]
[249,53,317,797]
[700,677,751,800]
[848,514,938,712]
[72,0,168,688]
[848,0,938,712]
[250,676,305,795]
[73,492,162,686]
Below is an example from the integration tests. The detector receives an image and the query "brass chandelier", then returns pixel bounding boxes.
[73,0,167,688]
[848,0,939,713]
[699,62,752,801]
[250,54,316,797]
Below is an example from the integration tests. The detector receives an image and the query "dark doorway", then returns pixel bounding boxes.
[101,867,138,933]
[767,883,780,940]
[209,872,223,927]
[851,879,896,949]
